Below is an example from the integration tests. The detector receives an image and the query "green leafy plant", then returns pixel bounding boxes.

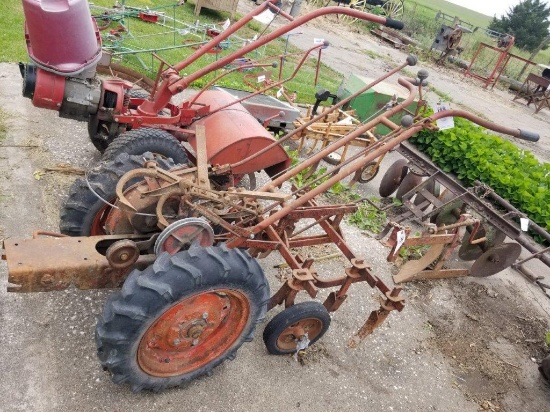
[348,201,387,233]
[411,118,550,239]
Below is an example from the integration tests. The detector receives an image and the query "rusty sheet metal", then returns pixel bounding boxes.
[187,90,291,176]
[4,235,154,292]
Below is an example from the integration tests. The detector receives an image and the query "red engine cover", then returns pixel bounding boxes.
[23,0,102,75]
[32,68,65,110]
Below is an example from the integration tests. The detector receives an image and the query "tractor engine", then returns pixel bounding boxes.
[19,0,102,121]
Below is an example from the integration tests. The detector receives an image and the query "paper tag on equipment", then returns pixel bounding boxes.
[394,229,407,255]
[257,75,266,83]
[520,217,530,231]
[313,38,325,45]
[434,102,454,130]
[253,9,275,24]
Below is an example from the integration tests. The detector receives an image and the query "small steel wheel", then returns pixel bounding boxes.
[382,0,404,20]
[263,302,331,355]
[358,161,380,183]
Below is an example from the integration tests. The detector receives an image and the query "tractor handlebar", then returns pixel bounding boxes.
[384,18,405,30]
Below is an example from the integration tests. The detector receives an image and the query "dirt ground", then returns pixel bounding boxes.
[1,3,550,411]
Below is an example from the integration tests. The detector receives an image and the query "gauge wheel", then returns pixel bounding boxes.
[96,244,270,392]
[358,161,380,183]
[263,301,331,355]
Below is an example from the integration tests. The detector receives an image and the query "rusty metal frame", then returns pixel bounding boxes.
[3,57,539,344]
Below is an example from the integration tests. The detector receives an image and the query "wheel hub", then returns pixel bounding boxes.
[137,289,250,377]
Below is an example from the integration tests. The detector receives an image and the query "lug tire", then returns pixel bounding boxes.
[96,244,270,392]
[263,301,331,355]
[102,128,188,164]
[59,152,177,236]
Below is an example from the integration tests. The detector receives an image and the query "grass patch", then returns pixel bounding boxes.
[2,0,343,104]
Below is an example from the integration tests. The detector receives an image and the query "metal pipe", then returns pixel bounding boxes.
[139,1,400,115]
[231,59,414,171]
[473,181,550,267]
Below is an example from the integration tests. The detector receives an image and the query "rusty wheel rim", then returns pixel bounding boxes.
[276,317,323,351]
[90,203,113,236]
[137,289,250,377]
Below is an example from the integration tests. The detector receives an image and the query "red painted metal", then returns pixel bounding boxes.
[187,90,290,175]
[137,289,250,377]
[138,1,393,116]
[23,0,102,74]
[32,68,65,110]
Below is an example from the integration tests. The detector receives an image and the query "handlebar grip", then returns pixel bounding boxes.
[385,18,404,30]
[518,129,540,142]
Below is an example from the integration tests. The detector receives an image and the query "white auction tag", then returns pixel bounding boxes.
[276,87,284,98]
[253,9,275,24]
[520,217,530,231]
[394,229,406,255]
[313,38,325,44]
[257,75,266,83]
[221,19,230,31]
[434,102,454,130]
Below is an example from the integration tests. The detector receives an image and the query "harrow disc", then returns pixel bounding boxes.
[469,243,521,277]
[395,171,422,201]
[458,224,507,261]
[379,159,408,197]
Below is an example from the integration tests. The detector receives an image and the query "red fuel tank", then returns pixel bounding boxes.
[22,0,102,75]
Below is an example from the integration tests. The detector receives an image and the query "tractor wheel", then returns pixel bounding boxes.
[102,128,188,164]
[60,152,177,236]
[262,302,331,355]
[95,244,270,392]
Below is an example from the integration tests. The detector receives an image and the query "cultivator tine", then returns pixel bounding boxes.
[348,307,391,349]
[348,286,404,348]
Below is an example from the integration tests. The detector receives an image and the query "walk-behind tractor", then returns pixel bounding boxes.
[4,0,540,392]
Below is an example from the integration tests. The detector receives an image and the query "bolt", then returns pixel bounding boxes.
[41,274,54,285]
[202,312,208,320]
[114,117,119,122]
[192,338,199,346]
[119,253,129,261]
[173,339,181,346]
